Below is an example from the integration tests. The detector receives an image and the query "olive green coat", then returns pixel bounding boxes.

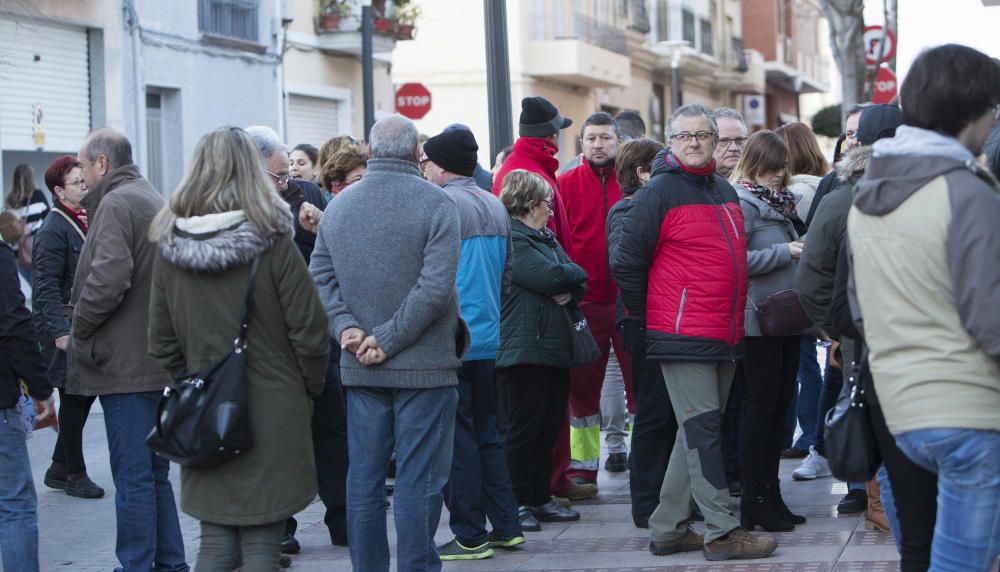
[148,211,329,526]
[496,218,587,369]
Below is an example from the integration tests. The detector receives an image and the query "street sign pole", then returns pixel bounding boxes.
[362,0,375,139]
[484,0,513,165]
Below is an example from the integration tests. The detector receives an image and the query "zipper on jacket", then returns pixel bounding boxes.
[602,173,612,301]
[705,178,741,350]
[675,287,687,334]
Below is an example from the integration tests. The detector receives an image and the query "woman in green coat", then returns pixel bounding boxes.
[496,169,588,533]
[148,127,330,571]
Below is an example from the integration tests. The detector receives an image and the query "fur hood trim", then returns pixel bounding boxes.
[160,210,276,273]
[836,145,873,187]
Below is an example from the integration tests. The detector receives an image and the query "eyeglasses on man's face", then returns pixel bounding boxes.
[267,170,290,185]
[670,131,716,144]
[717,136,748,149]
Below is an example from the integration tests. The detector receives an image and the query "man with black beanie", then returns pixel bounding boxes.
[421,130,526,560]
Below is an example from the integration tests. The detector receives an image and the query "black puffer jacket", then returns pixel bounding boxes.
[32,202,86,388]
[1,243,52,409]
[283,178,326,263]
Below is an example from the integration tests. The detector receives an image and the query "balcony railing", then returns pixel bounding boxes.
[532,7,628,56]
[315,0,415,40]
[729,37,748,72]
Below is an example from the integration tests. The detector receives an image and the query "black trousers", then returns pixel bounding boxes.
[443,360,521,545]
[868,393,936,571]
[722,364,745,483]
[622,321,677,520]
[740,336,799,491]
[51,389,98,475]
[289,341,348,542]
[496,364,569,507]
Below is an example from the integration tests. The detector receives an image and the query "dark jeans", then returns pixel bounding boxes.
[868,401,936,571]
[444,360,521,546]
[346,385,458,572]
[1,407,39,572]
[740,336,799,492]
[496,365,569,507]
[792,337,822,451]
[100,392,188,572]
[51,390,97,475]
[622,321,677,520]
[814,355,844,457]
[722,364,744,483]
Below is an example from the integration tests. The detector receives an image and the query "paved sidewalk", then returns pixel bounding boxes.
[21,401,993,572]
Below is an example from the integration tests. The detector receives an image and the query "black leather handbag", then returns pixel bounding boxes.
[755,289,813,337]
[145,257,260,468]
[824,348,881,482]
[565,305,601,366]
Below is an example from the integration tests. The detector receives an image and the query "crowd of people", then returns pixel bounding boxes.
[1,43,999,572]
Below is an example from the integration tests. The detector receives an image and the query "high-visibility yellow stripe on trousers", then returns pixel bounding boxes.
[569,414,601,472]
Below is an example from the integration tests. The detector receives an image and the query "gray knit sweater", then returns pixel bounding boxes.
[309,158,466,389]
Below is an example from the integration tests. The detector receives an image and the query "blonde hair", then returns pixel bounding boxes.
[150,127,291,243]
[729,130,790,189]
[317,135,361,179]
[499,169,552,217]
[320,144,368,191]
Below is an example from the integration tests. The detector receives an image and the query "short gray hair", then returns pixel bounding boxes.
[245,125,288,160]
[668,104,719,138]
[369,115,420,161]
[85,128,134,169]
[845,102,873,121]
[711,107,747,130]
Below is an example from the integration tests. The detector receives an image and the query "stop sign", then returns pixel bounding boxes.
[395,83,431,119]
[872,67,898,105]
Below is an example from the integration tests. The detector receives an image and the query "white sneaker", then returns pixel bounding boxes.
[792,446,832,481]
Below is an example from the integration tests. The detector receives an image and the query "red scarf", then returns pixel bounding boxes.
[665,151,716,177]
[59,201,88,231]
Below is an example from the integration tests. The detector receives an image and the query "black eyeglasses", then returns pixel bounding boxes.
[670,131,716,143]
[717,137,748,148]
[419,157,430,168]
[267,170,290,184]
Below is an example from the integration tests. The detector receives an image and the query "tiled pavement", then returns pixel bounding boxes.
[23,404,998,571]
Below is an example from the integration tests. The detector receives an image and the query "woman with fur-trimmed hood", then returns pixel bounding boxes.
[147,127,330,569]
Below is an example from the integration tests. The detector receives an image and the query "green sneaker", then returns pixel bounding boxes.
[437,538,495,560]
[488,530,526,549]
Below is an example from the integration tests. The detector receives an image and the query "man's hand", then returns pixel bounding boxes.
[55,335,69,351]
[299,202,323,234]
[829,340,841,369]
[33,396,59,432]
[788,241,803,259]
[357,335,386,366]
[341,327,365,354]
[551,292,573,306]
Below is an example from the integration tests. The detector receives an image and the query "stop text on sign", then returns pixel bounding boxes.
[397,95,430,107]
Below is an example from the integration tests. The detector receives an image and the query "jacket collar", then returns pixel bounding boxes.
[441,176,478,191]
[159,210,279,273]
[365,157,422,178]
[81,164,144,212]
[512,137,560,176]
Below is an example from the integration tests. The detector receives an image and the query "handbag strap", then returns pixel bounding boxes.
[50,208,86,241]
[235,256,261,349]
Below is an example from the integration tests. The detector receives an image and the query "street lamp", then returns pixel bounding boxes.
[654,40,691,112]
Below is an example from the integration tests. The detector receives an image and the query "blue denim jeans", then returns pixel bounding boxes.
[895,428,1000,572]
[792,337,822,451]
[0,407,39,572]
[346,385,458,572]
[101,392,188,572]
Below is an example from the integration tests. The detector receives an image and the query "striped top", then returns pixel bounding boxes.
[12,189,51,238]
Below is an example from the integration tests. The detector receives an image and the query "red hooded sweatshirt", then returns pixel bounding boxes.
[557,159,621,304]
[492,137,575,260]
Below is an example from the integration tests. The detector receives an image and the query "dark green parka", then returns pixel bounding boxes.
[497,218,587,369]
[148,210,329,526]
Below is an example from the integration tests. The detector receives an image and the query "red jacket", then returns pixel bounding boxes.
[493,137,574,259]
[558,159,621,304]
[612,149,748,361]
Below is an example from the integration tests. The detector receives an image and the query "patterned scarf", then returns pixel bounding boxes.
[738,180,798,219]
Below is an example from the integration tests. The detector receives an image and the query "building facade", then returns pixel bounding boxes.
[393,0,766,166]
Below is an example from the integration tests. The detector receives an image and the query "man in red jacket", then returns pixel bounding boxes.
[492,96,575,259]
[558,112,635,487]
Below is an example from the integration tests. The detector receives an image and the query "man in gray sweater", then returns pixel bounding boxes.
[309,115,465,572]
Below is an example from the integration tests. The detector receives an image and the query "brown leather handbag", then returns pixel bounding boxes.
[755,289,813,337]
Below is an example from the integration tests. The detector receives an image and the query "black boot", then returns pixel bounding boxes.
[740,483,794,532]
[768,479,805,524]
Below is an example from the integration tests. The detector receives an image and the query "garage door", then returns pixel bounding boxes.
[0,17,91,152]
[287,94,341,148]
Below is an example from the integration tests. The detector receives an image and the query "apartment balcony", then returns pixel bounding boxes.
[714,45,766,94]
[762,34,829,93]
[525,9,632,88]
[313,0,415,56]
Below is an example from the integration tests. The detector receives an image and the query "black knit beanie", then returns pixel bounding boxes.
[519,96,572,137]
[423,128,479,177]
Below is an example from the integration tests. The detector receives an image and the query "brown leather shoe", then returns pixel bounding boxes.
[649,526,703,555]
[562,481,597,501]
[703,527,777,561]
[864,478,891,531]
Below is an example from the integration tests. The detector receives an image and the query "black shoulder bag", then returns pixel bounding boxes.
[823,346,881,482]
[146,257,260,468]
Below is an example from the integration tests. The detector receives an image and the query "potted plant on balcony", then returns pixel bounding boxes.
[318,0,352,31]
[393,0,420,40]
